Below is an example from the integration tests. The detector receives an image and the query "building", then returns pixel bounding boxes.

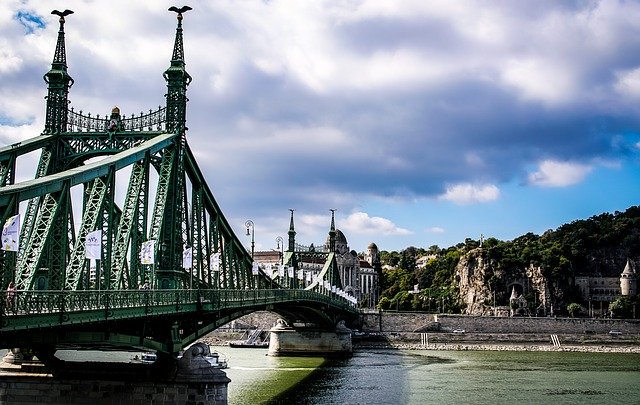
[575,259,638,304]
[253,211,381,308]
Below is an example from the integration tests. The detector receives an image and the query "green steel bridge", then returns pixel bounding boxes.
[0,8,357,361]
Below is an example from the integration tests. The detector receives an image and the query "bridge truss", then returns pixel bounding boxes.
[0,8,356,356]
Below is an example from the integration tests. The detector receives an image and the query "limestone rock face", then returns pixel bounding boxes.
[455,248,549,316]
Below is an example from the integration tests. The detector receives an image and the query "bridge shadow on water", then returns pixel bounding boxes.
[266,348,455,405]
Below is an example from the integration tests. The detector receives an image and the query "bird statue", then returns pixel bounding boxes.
[51,9,74,18]
[168,6,192,14]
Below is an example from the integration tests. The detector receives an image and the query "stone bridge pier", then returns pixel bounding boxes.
[267,319,352,357]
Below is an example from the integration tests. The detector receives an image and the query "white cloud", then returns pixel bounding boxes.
[440,183,500,205]
[341,212,411,236]
[425,226,445,234]
[502,58,576,104]
[527,160,592,187]
[614,68,640,99]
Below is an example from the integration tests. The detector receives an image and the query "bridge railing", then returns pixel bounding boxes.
[0,288,355,319]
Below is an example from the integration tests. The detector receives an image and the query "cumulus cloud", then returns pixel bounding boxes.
[527,160,592,187]
[341,212,411,236]
[2,0,639,249]
[440,184,500,205]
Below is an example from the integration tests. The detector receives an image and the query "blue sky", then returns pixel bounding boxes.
[1,1,639,253]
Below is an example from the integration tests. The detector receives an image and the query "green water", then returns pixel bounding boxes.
[225,347,640,405]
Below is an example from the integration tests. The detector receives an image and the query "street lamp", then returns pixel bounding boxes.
[245,220,255,260]
[275,236,284,265]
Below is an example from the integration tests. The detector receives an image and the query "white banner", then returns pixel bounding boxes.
[211,252,221,271]
[306,272,312,282]
[140,240,156,265]
[287,266,294,278]
[297,269,304,280]
[278,264,285,277]
[85,229,102,259]
[1,214,20,252]
[183,247,193,269]
[266,263,273,278]
[252,262,259,275]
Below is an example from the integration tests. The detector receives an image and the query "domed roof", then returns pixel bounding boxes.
[325,229,348,245]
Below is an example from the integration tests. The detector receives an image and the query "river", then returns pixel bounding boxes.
[224,347,640,404]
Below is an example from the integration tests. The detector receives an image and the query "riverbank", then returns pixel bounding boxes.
[354,341,640,353]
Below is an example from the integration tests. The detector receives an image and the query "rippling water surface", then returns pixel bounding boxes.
[225,347,640,405]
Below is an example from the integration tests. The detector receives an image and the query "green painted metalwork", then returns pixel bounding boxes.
[0,7,358,357]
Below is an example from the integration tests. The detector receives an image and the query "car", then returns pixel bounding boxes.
[608,330,622,335]
[452,329,465,334]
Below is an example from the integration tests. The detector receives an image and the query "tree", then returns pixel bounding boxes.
[567,303,582,318]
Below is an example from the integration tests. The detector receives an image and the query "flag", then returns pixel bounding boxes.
[306,272,312,283]
[140,240,156,264]
[266,263,273,278]
[183,247,193,269]
[297,269,304,280]
[278,264,285,277]
[211,252,221,271]
[287,266,294,278]
[85,229,102,259]
[252,262,259,275]
[1,214,20,252]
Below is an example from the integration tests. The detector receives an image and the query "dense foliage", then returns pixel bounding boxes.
[377,206,640,313]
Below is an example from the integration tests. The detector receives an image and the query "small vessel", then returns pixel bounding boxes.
[229,329,269,348]
[206,351,228,369]
[131,352,157,364]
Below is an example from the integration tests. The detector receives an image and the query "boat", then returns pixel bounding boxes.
[206,351,228,369]
[228,328,270,348]
[130,352,157,364]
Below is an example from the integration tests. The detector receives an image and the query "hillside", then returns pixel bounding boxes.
[378,206,640,315]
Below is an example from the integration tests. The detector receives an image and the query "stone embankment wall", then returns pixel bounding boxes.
[0,377,226,404]
[360,311,640,335]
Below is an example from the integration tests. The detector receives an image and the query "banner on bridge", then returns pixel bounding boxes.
[140,240,156,264]
[85,229,102,259]
[1,214,20,252]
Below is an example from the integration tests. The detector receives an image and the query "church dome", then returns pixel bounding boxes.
[325,229,348,245]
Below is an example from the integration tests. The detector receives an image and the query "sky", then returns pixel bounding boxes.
[1,1,639,254]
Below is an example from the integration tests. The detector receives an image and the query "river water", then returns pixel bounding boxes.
[224,347,640,404]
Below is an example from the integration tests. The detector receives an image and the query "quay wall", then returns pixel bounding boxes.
[360,311,640,335]
[0,376,227,405]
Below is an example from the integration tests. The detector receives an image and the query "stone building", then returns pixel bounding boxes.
[575,259,638,303]
[253,212,381,308]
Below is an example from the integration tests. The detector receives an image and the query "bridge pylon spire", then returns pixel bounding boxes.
[44,9,74,135]
[288,209,296,252]
[328,209,336,253]
[164,6,192,134]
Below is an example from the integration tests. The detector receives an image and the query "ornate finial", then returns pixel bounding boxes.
[167,6,192,65]
[169,6,192,18]
[52,9,74,22]
[329,209,337,253]
[50,10,73,68]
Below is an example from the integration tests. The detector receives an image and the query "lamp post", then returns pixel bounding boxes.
[245,220,255,260]
[275,236,284,265]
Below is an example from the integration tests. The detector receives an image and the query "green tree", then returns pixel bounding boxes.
[567,303,582,318]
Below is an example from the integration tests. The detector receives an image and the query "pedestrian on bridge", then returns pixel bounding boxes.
[6,281,16,312]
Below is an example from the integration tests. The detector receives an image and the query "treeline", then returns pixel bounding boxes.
[377,206,640,315]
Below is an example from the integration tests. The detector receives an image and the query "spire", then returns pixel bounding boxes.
[44,10,74,135]
[164,6,193,133]
[51,10,73,70]
[328,209,336,253]
[287,209,296,252]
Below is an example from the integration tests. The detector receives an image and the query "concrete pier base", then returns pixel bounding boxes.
[267,319,352,357]
[0,343,230,404]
